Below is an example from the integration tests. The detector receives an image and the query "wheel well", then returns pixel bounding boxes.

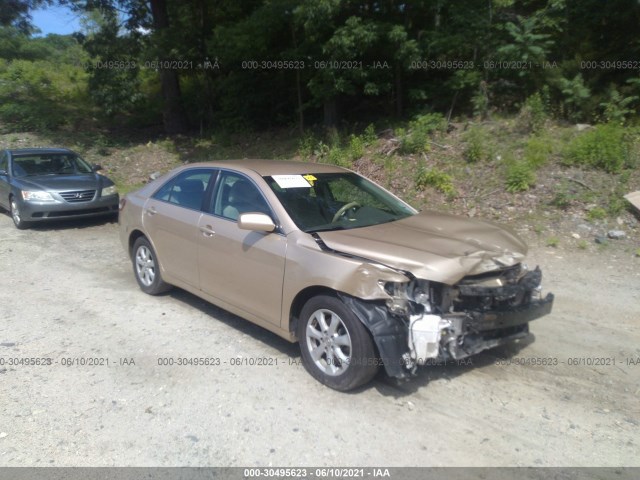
[288,286,338,335]
[128,230,146,258]
[290,287,383,361]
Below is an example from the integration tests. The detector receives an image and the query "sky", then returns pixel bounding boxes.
[30,4,82,36]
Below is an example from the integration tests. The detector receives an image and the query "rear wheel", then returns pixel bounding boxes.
[10,196,30,230]
[132,236,172,295]
[298,295,378,391]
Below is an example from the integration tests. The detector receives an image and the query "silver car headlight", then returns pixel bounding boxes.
[22,191,55,202]
[101,185,117,197]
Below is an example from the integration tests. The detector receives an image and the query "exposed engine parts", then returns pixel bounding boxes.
[344,262,554,378]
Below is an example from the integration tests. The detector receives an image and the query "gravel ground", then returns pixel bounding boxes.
[0,213,639,467]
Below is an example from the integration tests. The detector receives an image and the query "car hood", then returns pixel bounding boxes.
[316,211,528,285]
[15,174,104,191]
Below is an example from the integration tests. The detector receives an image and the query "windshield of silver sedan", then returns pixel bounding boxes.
[12,154,93,177]
[264,172,416,232]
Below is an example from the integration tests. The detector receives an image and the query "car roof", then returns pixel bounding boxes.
[183,159,347,176]
[7,148,75,156]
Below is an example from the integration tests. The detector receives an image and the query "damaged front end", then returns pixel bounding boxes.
[340,263,554,379]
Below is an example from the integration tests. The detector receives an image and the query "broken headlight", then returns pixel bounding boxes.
[380,279,433,316]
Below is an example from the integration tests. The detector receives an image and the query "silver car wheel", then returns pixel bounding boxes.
[135,245,156,287]
[305,308,352,377]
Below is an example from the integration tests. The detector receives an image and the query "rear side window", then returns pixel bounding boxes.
[153,169,215,211]
[0,152,7,173]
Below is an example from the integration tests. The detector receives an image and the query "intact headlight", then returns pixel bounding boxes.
[22,190,55,202]
[101,185,118,197]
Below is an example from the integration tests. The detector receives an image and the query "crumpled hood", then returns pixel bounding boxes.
[317,211,527,285]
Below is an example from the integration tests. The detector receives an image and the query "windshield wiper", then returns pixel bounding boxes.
[305,225,346,233]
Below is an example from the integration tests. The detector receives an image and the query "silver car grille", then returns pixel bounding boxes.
[60,190,96,203]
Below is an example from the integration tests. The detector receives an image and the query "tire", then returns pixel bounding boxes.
[298,295,379,391]
[10,196,30,230]
[132,236,172,295]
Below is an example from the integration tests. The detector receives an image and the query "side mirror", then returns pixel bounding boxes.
[92,164,104,173]
[0,169,7,176]
[238,212,276,233]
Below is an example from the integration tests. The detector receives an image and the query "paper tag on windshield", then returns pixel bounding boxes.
[272,175,311,188]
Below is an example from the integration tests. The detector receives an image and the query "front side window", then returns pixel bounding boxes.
[11,153,93,177]
[213,172,271,221]
[264,172,415,232]
[152,169,214,211]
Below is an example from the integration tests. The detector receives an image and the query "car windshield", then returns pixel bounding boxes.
[12,153,93,177]
[264,172,416,232]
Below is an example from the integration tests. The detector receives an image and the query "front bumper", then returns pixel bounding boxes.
[18,194,119,222]
[340,291,554,379]
[457,292,554,332]
[442,293,554,360]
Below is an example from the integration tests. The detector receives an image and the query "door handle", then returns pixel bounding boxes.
[199,225,216,237]
[145,206,157,216]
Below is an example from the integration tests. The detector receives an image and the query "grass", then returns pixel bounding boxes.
[586,207,607,222]
[1,116,639,251]
[546,236,560,248]
[415,168,456,197]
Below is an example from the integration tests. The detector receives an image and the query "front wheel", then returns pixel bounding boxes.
[298,295,378,391]
[10,196,30,230]
[132,236,172,295]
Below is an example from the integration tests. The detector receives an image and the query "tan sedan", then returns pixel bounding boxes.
[119,160,553,391]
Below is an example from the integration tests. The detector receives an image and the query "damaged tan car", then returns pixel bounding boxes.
[119,160,554,391]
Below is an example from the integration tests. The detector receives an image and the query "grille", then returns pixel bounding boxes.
[48,207,112,217]
[60,190,96,203]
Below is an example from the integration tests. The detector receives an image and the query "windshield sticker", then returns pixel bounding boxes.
[272,174,312,188]
[303,174,317,186]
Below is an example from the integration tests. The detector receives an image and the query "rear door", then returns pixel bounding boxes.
[142,168,216,288]
[197,170,287,326]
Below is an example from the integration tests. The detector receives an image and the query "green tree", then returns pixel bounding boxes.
[0,0,52,32]
[81,8,143,116]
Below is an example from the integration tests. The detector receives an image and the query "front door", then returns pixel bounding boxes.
[197,171,287,325]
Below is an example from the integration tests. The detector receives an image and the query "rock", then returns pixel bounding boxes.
[607,230,626,240]
[571,233,581,239]
[616,217,624,226]
[576,123,592,131]
[595,236,608,245]
[149,171,161,180]
[577,224,591,232]
[0,432,7,439]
